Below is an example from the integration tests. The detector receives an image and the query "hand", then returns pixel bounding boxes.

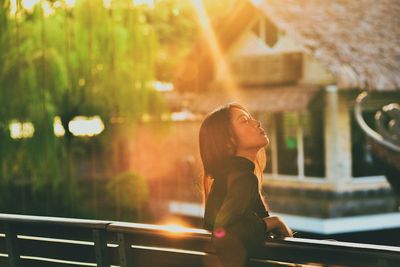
[263,215,293,238]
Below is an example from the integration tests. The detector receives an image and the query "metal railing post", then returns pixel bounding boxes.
[93,229,109,267]
[4,223,21,267]
[117,232,132,267]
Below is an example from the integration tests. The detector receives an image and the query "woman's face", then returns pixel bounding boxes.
[229,107,269,151]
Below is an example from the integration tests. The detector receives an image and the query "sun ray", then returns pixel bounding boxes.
[190,0,242,100]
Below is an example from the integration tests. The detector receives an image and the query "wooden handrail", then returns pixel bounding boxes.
[0,213,399,267]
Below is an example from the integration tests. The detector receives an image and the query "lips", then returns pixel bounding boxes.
[259,129,265,135]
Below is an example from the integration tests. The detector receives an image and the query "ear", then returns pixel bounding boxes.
[226,142,235,155]
[227,137,236,151]
[229,136,237,146]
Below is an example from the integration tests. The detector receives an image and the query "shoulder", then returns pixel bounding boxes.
[226,168,258,189]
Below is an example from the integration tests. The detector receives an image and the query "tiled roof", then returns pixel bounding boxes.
[256,0,400,90]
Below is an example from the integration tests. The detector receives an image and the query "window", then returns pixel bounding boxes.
[251,16,279,48]
[303,110,325,177]
[260,106,325,178]
[276,112,298,175]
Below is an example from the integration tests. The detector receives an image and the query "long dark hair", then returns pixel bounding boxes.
[199,103,267,208]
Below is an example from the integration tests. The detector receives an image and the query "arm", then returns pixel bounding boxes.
[214,173,258,228]
[254,191,270,219]
[263,216,294,237]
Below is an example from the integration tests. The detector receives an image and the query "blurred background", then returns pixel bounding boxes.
[0,0,399,247]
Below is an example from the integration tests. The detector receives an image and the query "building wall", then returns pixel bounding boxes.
[324,85,353,187]
[214,15,336,87]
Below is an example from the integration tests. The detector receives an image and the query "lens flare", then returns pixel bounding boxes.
[213,227,226,238]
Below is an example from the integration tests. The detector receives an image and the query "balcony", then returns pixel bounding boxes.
[0,213,399,267]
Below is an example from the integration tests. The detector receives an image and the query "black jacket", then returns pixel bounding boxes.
[203,155,270,251]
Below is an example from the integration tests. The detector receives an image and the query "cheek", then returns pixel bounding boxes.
[235,126,255,145]
[235,126,268,147]
[232,126,248,145]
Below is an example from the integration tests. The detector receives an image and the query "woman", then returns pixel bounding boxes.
[199,103,293,267]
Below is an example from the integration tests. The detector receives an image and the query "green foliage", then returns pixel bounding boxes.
[0,0,233,218]
[0,0,164,214]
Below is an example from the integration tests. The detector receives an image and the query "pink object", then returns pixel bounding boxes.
[213,227,226,238]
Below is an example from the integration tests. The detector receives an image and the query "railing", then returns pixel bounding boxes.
[354,92,400,153]
[354,92,400,195]
[0,213,399,267]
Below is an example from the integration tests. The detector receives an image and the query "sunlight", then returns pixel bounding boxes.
[65,0,76,9]
[158,219,198,234]
[170,110,200,121]
[141,113,152,122]
[68,116,105,137]
[169,201,204,217]
[41,1,55,17]
[190,0,242,99]
[53,1,62,9]
[153,81,173,92]
[103,0,112,9]
[21,0,40,11]
[130,245,206,256]
[53,116,66,137]
[250,0,263,6]
[10,0,17,16]
[162,223,190,233]
[78,78,86,87]
[118,221,208,235]
[9,121,35,139]
[133,0,154,9]
[160,113,170,121]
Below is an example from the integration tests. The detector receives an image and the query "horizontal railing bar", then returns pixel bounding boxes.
[17,238,97,263]
[106,231,214,254]
[17,235,95,245]
[0,213,111,229]
[3,223,101,242]
[282,237,400,253]
[249,259,316,267]
[258,239,400,266]
[107,221,210,236]
[20,255,97,266]
[130,244,208,256]
[0,213,399,267]
[0,234,5,253]
[119,247,211,267]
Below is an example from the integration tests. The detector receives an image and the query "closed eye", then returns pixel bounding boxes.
[237,114,253,123]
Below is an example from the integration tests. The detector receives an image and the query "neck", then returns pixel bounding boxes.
[235,149,258,164]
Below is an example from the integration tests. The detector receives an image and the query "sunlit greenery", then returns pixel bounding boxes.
[0,0,235,219]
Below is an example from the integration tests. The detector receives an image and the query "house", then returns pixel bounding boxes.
[170,0,400,235]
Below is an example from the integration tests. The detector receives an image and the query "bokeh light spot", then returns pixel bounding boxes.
[213,227,225,238]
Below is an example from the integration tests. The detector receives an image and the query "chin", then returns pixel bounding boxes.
[254,139,269,149]
[261,135,269,146]
[265,137,270,146]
